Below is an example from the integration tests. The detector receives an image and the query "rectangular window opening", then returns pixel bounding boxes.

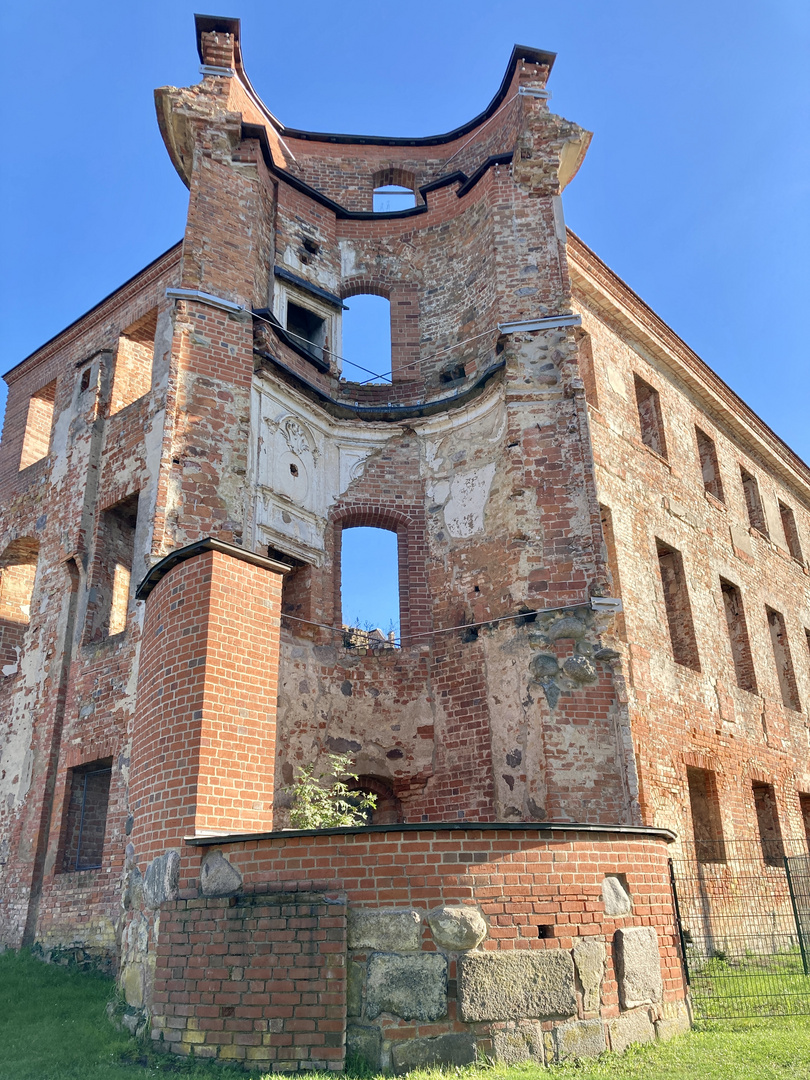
[720,578,757,693]
[634,375,667,458]
[766,606,801,711]
[110,309,157,415]
[741,468,768,536]
[86,493,139,643]
[61,760,112,872]
[286,300,327,364]
[656,540,700,670]
[340,526,400,649]
[599,505,625,640]
[686,767,726,863]
[778,501,803,563]
[19,380,56,470]
[752,781,785,868]
[696,427,724,502]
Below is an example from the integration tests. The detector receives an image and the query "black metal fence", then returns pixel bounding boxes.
[670,839,810,1018]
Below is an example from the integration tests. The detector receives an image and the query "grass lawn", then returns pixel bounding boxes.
[1,949,809,1079]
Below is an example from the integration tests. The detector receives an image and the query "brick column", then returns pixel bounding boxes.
[129,539,287,864]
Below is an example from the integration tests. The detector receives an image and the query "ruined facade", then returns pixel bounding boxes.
[1,14,808,1070]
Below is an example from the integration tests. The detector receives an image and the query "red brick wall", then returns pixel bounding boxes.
[129,546,284,863]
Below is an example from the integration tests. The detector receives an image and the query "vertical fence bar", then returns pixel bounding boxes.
[669,858,690,985]
[785,855,810,977]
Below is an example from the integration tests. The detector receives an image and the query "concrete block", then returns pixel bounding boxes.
[366,952,447,1021]
[347,908,421,951]
[614,926,663,1008]
[458,949,577,1022]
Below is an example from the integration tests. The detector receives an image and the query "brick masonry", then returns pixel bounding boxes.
[1,11,808,1070]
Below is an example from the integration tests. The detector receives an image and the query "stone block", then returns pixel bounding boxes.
[143,850,180,909]
[121,961,145,1008]
[348,908,421,951]
[347,960,364,1017]
[573,938,606,1012]
[346,1025,382,1069]
[491,1021,545,1064]
[427,905,487,950]
[602,874,632,916]
[655,998,691,1041]
[366,952,447,1021]
[614,926,663,1008]
[552,1018,606,1061]
[391,1032,477,1072]
[609,1008,655,1052]
[458,949,577,1022]
[200,850,242,897]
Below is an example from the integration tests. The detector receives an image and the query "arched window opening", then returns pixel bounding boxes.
[349,775,403,825]
[340,526,400,647]
[341,294,391,384]
[373,185,416,212]
[0,537,39,674]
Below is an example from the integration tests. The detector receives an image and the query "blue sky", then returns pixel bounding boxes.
[1,1,808,631]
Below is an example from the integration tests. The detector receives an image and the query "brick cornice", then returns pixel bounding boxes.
[567,229,810,502]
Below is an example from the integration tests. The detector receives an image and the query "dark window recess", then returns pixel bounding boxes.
[599,505,626,640]
[61,762,112,871]
[752,781,785,868]
[779,501,803,562]
[286,301,327,364]
[656,540,700,670]
[696,427,724,501]
[634,375,667,458]
[766,607,801,711]
[800,793,810,853]
[686,766,726,863]
[720,579,757,693]
[85,493,139,642]
[741,468,768,535]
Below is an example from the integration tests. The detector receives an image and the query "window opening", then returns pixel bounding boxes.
[349,776,402,825]
[696,427,724,502]
[779,501,803,562]
[19,380,56,469]
[720,579,757,693]
[599,505,625,640]
[686,766,726,863]
[61,761,112,871]
[752,781,785,867]
[633,375,667,458]
[656,540,700,670]
[286,300,327,365]
[0,538,38,673]
[766,606,800,710]
[340,526,400,646]
[740,468,768,535]
[341,295,391,383]
[110,309,157,415]
[86,493,139,642]
[373,185,416,212]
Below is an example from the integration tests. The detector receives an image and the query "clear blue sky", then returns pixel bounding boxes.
[1,1,808,630]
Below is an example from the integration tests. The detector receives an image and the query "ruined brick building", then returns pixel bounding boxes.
[1,14,808,1070]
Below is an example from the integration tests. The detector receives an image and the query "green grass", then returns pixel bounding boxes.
[1,949,810,1079]
[689,950,810,1019]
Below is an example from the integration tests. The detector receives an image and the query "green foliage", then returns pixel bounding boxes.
[285,752,376,829]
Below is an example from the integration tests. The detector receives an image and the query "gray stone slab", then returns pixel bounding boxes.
[609,1008,655,1053]
[573,938,606,1013]
[491,1021,545,1065]
[200,850,242,897]
[458,949,577,1022]
[143,850,179,909]
[552,1018,606,1061]
[347,960,363,1017]
[602,874,632,916]
[391,1032,477,1072]
[366,952,447,1021]
[346,1025,382,1070]
[348,908,421,951]
[614,926,663,1008]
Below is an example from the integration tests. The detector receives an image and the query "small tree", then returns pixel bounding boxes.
[285,753,376,829]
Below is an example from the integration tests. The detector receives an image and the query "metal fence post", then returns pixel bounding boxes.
[785,855,810,977]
